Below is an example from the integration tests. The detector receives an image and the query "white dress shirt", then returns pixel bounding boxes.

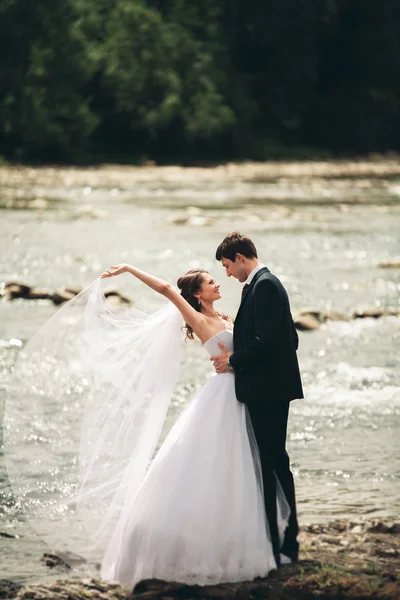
[244,263,266,286]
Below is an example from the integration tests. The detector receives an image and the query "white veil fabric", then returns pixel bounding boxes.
[3,278,184,563]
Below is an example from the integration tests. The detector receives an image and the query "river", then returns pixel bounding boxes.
[0,162,399,582]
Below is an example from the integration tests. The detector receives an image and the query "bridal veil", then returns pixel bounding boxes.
[3,278,183,562]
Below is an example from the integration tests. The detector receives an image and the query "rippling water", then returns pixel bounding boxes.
[0,168,399,582]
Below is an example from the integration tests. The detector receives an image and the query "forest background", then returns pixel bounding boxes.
[0,0,399,164]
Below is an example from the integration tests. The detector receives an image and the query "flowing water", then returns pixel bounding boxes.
[0,165,399,582]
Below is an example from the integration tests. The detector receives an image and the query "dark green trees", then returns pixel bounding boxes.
[0,0,398,162]
[0,0,97,160]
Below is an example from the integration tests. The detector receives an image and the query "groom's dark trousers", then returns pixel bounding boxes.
[247,399,298,560]
[229,267,303,561]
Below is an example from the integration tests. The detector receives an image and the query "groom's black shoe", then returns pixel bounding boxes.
[281,550,298,563]
[280,539,299,563]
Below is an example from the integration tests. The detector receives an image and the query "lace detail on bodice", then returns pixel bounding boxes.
[203,329,233,357]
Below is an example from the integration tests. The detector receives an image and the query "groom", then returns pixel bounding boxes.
[211,232,303,567]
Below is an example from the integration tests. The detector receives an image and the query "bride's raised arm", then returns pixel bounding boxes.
[101,263,205,335]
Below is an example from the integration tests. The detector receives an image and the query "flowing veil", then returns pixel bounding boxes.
[3,278,184,564]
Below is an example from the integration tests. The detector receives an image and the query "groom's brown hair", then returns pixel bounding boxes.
[215,232,258,262]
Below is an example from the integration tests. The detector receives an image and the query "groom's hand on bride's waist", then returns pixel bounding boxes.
[210,342,233,373]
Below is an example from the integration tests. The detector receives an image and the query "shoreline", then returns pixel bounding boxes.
[2,518,399,599]
[1,158,400,189]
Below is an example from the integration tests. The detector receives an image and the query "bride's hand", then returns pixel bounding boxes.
[100,264,129,279]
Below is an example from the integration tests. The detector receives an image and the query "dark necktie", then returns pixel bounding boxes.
[241,283,249,300]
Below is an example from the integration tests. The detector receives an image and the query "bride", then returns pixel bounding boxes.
[97,262,289,588]
[4,261,289,590]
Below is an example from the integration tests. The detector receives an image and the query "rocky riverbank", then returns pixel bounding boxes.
[1,519,398,600]
[1,159,400,212]
[1,159,400,189]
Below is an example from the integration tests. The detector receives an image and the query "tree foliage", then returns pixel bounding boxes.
[0,0,398,162]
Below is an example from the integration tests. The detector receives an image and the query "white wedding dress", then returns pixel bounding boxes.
[4,280,289,590]
[101,329,288,588]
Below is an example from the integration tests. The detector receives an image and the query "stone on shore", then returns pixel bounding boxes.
[2,518,399,599]
[9,579,125,600]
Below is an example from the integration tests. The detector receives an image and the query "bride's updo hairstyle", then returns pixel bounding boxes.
[177,269,208,340]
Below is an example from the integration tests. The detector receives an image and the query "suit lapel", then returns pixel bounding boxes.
[234,267,269,324]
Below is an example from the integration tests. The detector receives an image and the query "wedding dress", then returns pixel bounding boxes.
[4,279,289,589]
[101,329,289,588]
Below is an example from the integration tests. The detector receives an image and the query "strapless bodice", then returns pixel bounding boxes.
[203,329,234,357]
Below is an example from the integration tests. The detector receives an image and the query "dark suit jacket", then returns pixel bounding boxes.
[229,267,303,404]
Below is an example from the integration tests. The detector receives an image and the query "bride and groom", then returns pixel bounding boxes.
[97,232,304,588]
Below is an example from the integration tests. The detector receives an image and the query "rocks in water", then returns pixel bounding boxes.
[104,289,131,306]
[292,305,396,330]
[324,310,349,322]
[0,196,49,210]
[41,553,71,570]
[293,308,328,330]
[73,205,109,220]
[51,286,83,306]
[352,307,384,319]
[377,258,400,269]
[0,531,18,539]
[41,551,86,570]
[298,309,324,322]
[293,308,350,330]
[1,280,397,328]
[63,285,84,296]
[3,283,130,306]
[25,288,53,301]
[4,282,33,300]
[5,283,72,304]
[293,313,321,331]
[166,207,214,227]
